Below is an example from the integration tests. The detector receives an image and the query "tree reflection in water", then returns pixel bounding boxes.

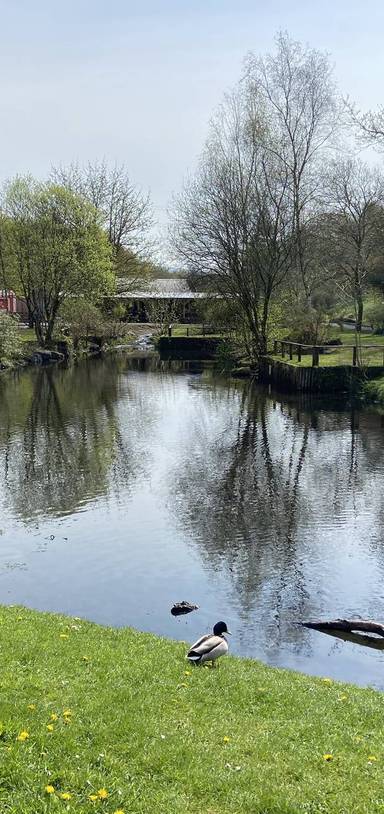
[170,380,384,659]
[0,358,153,520]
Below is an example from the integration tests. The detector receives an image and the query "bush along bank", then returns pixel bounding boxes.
[361,375,384,404]
[2,604,384,814]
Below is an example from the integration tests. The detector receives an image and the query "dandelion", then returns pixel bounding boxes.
[223,736,230,743]
[50,713,58,721]
[59,634,69,639]
[16,730,29,742]
[322,678,332,685]
[184,670,191,676]
[368,755,378,761]
[323,754,333,761]
[89,794,98,801]
[27,704,36,711]
[82,655,89,661]
[339,694,348,701]
[45,785,55,794]
[63,709,72,717]
[59,792,72,800]
[113,810,125,814]
[46,724,54,732]
[97,788,108,799]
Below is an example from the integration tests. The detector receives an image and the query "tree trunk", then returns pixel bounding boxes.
[302,618,384,637]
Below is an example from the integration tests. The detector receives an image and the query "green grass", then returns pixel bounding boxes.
[18,328,37,344]
[2,606,384,813]
[270,331,384,368]
[170,323,223,338]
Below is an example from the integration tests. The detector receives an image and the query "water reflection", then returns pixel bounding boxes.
[0,357,384,687]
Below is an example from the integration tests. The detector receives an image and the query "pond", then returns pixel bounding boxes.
[1,356,384,688]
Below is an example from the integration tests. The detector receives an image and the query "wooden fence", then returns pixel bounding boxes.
[272,339,384,368]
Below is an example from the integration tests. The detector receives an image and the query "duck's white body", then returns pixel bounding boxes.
[186,626,230,665]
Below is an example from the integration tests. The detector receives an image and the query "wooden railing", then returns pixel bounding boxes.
[272,339,384,368]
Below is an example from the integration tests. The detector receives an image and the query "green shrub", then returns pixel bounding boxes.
[0,312,22,364]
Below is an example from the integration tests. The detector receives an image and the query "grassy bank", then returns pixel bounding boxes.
[1,606,384,813]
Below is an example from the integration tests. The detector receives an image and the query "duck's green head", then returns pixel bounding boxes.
[213,621,231,636]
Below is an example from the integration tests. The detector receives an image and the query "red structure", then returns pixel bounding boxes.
[0,290,28,319]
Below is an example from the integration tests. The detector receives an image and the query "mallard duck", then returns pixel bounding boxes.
[186,621,231,666]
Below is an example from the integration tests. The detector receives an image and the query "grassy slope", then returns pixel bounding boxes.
[271,331,384,368]
[1,607,384,814]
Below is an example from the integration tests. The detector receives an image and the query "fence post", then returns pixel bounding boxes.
[297,344,302,363]
[312,347,319,367]
[281,342,285,358]
[352,346,357,367]
[273,340,278,355]
[168,324,172,338]
[187,326,189,337]
[289,343,293,360]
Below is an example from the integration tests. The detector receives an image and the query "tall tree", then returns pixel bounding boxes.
[244,32,339,304]
[2,177,114,344]
[323,158,384,333]
[172,92,295,356]
[51,161,153,281]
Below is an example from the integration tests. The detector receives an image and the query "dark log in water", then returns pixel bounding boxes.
[171,601,199,616]
[302,618,384,638]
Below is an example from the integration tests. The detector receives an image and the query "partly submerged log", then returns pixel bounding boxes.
[302,618,384,638]
[171,601,199,617]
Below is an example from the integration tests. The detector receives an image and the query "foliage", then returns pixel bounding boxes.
[363,376,384,403]
[364,299,384,333]
[59,299,105,343]
[1,604,384,813]
[1,178,114,345]
[284,302,331,345]
[0,312,22,363]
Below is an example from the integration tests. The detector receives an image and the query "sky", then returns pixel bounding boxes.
[0,0,383,256]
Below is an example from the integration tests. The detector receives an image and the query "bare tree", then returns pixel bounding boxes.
[51,160,153,281]
[172,92,295,357]
[244,32,340,304]
[323,158,384,335]
[345,99,384,151]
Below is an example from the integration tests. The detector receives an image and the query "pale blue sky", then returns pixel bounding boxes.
[0,0,383,244]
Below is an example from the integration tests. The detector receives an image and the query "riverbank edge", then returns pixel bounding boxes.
[2,603,384,813]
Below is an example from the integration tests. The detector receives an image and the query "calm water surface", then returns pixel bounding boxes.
[1,356,384,688]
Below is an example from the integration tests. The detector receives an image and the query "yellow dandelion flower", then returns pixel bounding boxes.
[322,678,332,684]
[323,753,333,761]
[368,755,377,761]
[338,694,348,701]
[27,704,36,711]
[97,788,108,799]
[184,670,191,676]
[45,785,55,794]
[16,730,29,742]
[113,810,125,814]
[89,794,98,801]
[59,634,69,639]
[46,724,54,732]
[223,736,230,743]
[50,713,58,721]
[59,792,72,800]
[63,709,72,717]
[82,655,89,661]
